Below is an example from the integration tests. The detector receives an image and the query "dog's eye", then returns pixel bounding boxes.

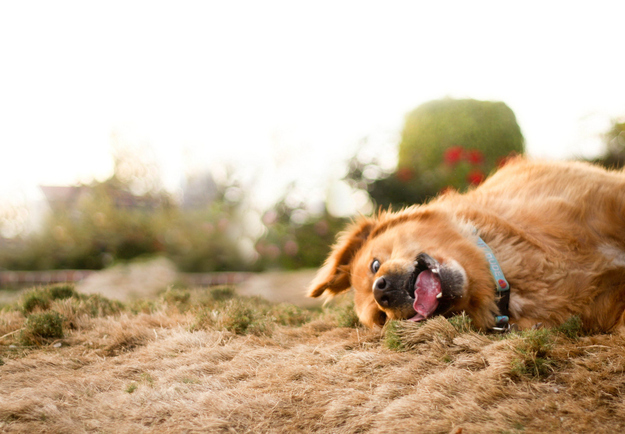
[370,259,381,274]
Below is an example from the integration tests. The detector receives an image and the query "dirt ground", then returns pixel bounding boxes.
[78,258,321,309]
[235,269,321,308]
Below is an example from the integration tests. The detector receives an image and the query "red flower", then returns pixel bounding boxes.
[467,170,485,185]
[396,167,414,183]
[443,146,464,166]
[466,149,484,165]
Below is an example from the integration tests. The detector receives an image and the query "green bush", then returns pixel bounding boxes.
[398,98,524,177]
[355,98,525,209]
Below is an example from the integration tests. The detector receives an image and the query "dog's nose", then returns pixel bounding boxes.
[373,276,390,307]
[373,276,387,291]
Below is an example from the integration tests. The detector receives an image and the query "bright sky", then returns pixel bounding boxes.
[1,1,624,215]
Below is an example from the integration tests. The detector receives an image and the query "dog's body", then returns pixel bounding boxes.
[309,158,625,332]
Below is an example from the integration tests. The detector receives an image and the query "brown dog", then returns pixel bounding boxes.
[308,158,625,332]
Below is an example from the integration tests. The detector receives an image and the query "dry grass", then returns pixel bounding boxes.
[2,285,625,433]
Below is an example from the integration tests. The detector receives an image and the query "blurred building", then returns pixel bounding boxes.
[39,186,89,212]
[40,183,164,212]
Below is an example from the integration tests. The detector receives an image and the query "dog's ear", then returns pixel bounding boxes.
[308,217,375,298]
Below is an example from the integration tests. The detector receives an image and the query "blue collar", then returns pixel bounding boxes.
[471,227,511,331]
[475,236,510,292]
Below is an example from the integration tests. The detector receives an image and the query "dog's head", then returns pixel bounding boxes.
[308,207,496,328]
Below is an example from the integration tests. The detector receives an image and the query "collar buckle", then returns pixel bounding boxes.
[492,315,519,333]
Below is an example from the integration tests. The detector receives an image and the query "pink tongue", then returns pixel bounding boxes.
[408,270,441,322]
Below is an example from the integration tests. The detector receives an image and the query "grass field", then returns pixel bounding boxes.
[2,283,625,433]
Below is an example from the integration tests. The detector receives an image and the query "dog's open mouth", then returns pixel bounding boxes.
[408,253,443,322]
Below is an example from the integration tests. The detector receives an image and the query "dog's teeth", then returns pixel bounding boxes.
[436,292,442,299]
[432,268,440,274]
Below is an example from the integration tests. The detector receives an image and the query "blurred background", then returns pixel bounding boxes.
[1,1,624,281]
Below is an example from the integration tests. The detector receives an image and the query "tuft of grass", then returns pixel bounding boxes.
[191,289,316,335]
[507,318,585,379]
[125,382,138,394]
[383,320,406,352]
[553,315,584,339]
[192,286,237,307]
[208,286,236,302]
[161,288,192,311]
[325,301,360,328]
[508,328,556,379]
[190,308,212,332]
[20,311,65,345]
[447,312,474,333]
[47,284,78,301]
[193,296,273,336]
[129,299,158,314]
[18,284,124,319]
[20,284,80,315]
[217,298,270,335]
[73,293,125,317]
[20,288,51,315]
[141,372,155,387]
[269,303,313,327]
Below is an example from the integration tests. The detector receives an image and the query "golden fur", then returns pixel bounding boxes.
[309,158,625,332]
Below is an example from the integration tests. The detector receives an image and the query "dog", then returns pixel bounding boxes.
[308,158,625,332]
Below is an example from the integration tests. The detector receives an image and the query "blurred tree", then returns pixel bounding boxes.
[0,153,254,272]
[348,98,525,208]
